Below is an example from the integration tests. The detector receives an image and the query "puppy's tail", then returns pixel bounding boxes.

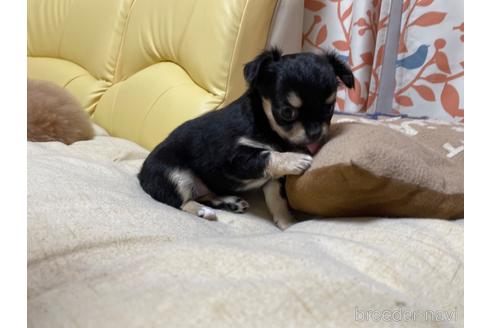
[138,159,187,209]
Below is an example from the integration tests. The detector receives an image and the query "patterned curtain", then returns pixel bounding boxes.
[302,0,464,122]
[394,0,464,122]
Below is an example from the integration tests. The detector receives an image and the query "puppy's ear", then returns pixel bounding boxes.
[326,52,355,89]
[244,48,282,87]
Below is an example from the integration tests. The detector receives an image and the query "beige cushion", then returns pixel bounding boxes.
[27,130,463,327]
[286,115,464,219]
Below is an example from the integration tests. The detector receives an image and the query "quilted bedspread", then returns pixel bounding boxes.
[27,127,463,328]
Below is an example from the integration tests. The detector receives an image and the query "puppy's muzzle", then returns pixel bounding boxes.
[303,123,329,155]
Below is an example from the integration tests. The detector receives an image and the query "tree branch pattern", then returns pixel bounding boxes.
[395,0,464,122]
[302,0,464,122]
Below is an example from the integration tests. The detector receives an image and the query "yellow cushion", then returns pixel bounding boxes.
[28,0,278,150]
[28,0,133,81]
[113,0,277,103]
[28,57,110,114]
[94,62,222,150]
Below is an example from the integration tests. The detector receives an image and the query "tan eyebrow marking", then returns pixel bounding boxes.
[325,92,337,104]
[287,92,303,108]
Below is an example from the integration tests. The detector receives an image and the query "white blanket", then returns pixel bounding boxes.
[27,131,464,328]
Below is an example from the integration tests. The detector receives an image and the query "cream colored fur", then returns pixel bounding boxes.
[27,79,94,145]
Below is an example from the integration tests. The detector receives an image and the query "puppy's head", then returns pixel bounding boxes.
[244,48,354,154]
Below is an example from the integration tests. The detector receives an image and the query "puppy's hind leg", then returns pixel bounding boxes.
[168,169,218,221]
[138,165,217,220]
[181,200,218,221]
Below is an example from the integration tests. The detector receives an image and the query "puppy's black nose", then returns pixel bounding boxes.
[306,123,321,141]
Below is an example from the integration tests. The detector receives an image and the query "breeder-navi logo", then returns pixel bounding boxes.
[354,306,458,323]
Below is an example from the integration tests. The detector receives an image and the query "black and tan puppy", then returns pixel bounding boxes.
[138,48,354,229]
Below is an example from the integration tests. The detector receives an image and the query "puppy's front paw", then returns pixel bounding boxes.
[274,216,296,230]
[286,153,313,175]
[268,152,313,177]
[216,196,249,214]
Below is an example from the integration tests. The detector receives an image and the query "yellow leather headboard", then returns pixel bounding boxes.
[28,0,134,113]
[28,0,280,150]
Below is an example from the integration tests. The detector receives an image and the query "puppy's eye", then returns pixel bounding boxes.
[279,107,298,121]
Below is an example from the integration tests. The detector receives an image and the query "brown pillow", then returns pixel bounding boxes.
[286,114,464,219]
